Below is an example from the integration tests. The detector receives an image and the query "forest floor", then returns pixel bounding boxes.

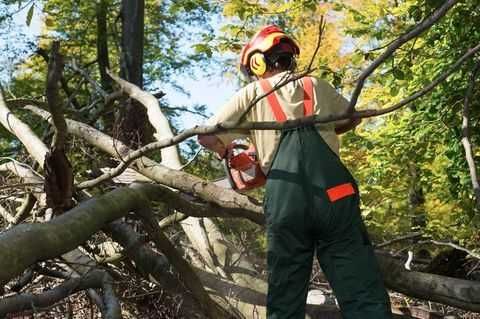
[4,262,479,319]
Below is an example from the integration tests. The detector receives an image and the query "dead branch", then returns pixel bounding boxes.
[375,232,424,248]
[347,0,459,112]
[0,203,15,224]
[105,221,207,318]
[158,211,188,228]
[0,92,49,167]
[0,160,45,206]
[45,41,67,150]
[107,69,182,169]
[134,203,230,319]
[0,270,121,319]
[130,183,264,226]
[376,252,480,312]
[12,193,37,225]
[36,48,81,109]
[0,186,146,286]
[461,61,480,208]
[44,41,74,213]
[0,182,43,191]
[417,239,480,260]
[69,61,108,97]
[26,105,264,222]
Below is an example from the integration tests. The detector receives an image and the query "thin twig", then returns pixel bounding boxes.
[179,148,202,170]
[347,0,459,112]
[0,182,44,191]
[375,232,424,248]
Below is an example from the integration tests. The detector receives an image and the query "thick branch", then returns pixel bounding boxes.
[107,70,181,168]
[0,186,145,286]
[26,105,264,223]
[377,253,480,311]
[12,193,37,225]
[135,204,229,319]
[46,41,68,150]
[461,61,480,208]
[0,93,49,167]
[347,0,459,112]
[0,270,121,319]
[106,221,207,318]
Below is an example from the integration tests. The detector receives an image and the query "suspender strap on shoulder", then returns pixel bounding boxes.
[259,79,287,122]
[302,76,314,117]
[259,76,315,123]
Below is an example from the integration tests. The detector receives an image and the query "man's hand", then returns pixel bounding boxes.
[198,134,228,159]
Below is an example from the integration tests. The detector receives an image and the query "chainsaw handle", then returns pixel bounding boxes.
[224,143,249,160]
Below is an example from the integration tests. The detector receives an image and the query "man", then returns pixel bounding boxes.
[198,25,392,319]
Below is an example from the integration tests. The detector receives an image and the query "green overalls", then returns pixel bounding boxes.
[260,77,392,319]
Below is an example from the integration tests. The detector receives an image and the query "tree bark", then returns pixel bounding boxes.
[96,0,112,92]
[0,186,144,286]
[117,0,152,146]
[377,253,480,312]
[0,270,121,319]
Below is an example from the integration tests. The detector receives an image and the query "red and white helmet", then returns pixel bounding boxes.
[239,25,300,78]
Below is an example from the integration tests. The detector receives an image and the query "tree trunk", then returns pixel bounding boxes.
[117,0,152,146]
[96,0,112,92]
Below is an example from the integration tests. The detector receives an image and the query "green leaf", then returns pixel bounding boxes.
[26,4,34,26]
[192,43,212,58]
[45,16,54,27]
[390,86,399,97]
[393,68,405,80]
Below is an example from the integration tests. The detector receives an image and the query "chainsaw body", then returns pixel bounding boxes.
[224,142,266,191]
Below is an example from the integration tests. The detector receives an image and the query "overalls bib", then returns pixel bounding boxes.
[260,77,392,319]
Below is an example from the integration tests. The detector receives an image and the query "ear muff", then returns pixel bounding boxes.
[249,52,267,77]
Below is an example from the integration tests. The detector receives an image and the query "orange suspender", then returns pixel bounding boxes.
[302,76,314,116]
[259,77,314,123]
[258,79,288,122]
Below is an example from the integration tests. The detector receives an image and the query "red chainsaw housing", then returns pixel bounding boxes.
[225,143,266,191]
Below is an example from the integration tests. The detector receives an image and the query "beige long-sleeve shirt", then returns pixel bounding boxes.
[208,72,350,173]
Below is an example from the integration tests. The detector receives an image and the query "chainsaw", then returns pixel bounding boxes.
[214,142,266,192]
